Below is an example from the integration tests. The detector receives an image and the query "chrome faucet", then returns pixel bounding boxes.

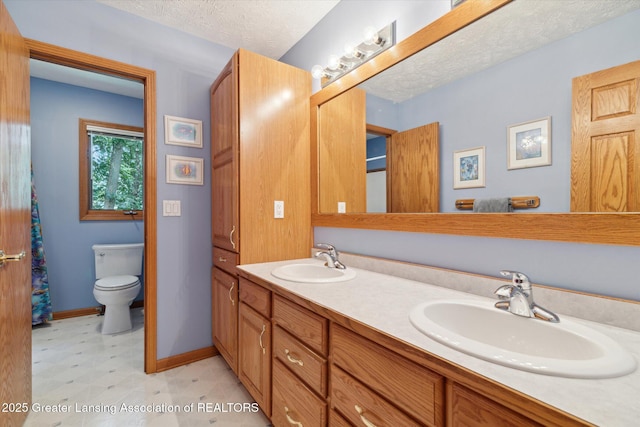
[314,243,346,269]
[494,270,559,323]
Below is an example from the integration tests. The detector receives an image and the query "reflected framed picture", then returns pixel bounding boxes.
[507,117,551,170]
[453,146,485,189]
[166,155,204,185]
[164,115,203,148]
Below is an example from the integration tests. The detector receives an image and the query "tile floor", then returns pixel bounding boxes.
[25,308,271,426]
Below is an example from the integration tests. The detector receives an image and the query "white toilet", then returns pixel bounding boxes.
[92,243,143,334]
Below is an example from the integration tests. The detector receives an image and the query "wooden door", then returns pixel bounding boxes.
[0,1,32,425]
[318,87,367,213]
[212,268,238,373]
[238,303,271,417]
[211,55,239,252]
[388,122,440,212]
[571,60,640,212]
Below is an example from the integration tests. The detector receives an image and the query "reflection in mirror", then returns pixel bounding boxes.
[317,0,640,214]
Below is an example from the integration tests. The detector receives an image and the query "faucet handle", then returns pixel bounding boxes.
[316,243,337,256]
[499,270,531,289]
[494,284,515,299]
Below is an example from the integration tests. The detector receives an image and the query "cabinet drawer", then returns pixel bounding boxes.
[448,382,543,427]
[273,295,328,355]
[331,324,444,426]
[331,366,419,427]
[213,247,238,275]
[272,359,327,427]
[273,326,327,397]
[329,410,352,427]
[239,278,271,318]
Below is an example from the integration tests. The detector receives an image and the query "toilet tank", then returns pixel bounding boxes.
[93,243,144,279]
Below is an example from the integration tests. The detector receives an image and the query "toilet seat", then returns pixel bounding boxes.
[94,275,140,291]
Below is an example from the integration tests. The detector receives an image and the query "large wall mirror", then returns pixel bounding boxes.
[311,0,640,246]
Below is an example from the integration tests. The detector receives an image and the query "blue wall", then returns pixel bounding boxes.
[6,0,234,358]
[30,77,144,312]
[283,2,640,301]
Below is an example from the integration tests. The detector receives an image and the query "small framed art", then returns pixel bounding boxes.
[166,155,204,185]
[507,116,551,170]
[453,146,485,189]
[164,115,203,148]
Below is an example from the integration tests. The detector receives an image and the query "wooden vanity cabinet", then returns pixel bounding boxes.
[238,278,272,417]
[210,48,310,379]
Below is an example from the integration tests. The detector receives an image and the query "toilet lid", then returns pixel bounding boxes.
[95,275,140,291]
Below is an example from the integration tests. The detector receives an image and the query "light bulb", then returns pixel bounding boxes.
[311,65,325,79]
[327,54,340,71]
[344,43,364,59]
[363,26,381,45]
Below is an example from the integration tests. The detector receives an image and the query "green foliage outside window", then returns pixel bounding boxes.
[90,133,143,211]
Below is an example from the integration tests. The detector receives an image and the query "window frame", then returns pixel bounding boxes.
[79,118,144,221]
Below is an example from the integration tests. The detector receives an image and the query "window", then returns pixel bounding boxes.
[79,119,144,220]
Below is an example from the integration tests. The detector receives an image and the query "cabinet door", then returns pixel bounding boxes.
[212,267,238,373]
[211,55,239,252]
[238,303,271,417]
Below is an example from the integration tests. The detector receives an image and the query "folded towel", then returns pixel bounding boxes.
[473,197,513,212]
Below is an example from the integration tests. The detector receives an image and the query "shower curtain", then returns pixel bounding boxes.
[31,166,52,325]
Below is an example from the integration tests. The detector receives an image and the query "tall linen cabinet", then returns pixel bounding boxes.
[210,49,311,414]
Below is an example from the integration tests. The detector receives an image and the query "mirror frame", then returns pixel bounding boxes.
[311,0,640,247]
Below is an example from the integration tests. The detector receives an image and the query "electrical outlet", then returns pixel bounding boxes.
[274,200,284,218]
[338,202,346,213]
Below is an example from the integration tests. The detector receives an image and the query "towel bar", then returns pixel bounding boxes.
[455,196,540,210]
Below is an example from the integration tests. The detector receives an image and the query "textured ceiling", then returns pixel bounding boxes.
[97,0,340,59]
[361,0,640,103]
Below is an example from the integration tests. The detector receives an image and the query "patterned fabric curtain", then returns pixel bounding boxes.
[31,166,52,325]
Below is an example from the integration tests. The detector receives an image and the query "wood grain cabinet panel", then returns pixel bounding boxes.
[211,268,238,373]
[331,366,421,427]
[272,359,327,427]
[331,324,444,426]
[213,247,238,276]
[238,303,271,417]
[239,277,271,318]
[273,295,328,355]
[447,382,543,427]
[273,325,327,397]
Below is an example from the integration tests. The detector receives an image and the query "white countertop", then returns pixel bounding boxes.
[239,258,640,427]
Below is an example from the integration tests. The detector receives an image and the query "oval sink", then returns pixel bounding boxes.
[271,263,356,283]
[409,299,636,378]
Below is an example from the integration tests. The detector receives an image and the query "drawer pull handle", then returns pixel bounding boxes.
[284,349,304,367]
[355,405,378,427]
[228,282,235,306]
[218,256,227,262]
[284,406,303,427]
[229,226,236,249]
[259,324,266,355]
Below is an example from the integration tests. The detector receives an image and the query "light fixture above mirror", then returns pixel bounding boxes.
[311,22,396,87]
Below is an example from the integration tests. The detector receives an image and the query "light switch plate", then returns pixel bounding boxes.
[163,200,181,216]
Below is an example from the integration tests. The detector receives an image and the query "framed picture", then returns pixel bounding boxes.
[507,117,551,170]
[164,115,203,148]
[453,146,485,189]
[166,155,204,185]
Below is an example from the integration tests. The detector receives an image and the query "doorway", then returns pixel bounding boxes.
[26,39,158,373]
